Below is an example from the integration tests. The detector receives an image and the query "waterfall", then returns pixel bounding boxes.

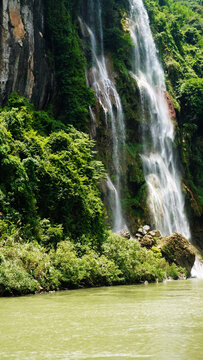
[80,0,127,233]
[106,175,125,233]
[128,0,190,239]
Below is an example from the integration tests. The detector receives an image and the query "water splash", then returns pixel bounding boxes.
[106,175,126,232]
[191,257,203,279]
[129,0,190,239]
[79,0,127,233]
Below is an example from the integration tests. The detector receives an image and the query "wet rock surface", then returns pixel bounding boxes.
[141,235,155,248]
[120,229,131,239]
[0,0,54,108]
[158,232,196,275]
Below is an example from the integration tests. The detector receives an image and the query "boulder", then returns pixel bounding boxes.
[136,225,150,236]
[140,235,154,248]
[148,231,156,237]
[158,232,196,275]
[137,228,144,235]
[148,230,161,238]
[136,233,142,238]
[143,225,151,233]
[120,229,131,239]
[153,230,162,238]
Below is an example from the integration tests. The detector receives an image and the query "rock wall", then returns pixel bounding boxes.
[0,0,54,108]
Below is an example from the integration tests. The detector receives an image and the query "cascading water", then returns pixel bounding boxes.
[128,0,190,240]
[80,0,127,233]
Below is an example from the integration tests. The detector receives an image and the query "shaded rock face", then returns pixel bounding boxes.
[0,0,54,108]
[158,232,196,275]
[191,215,203,255]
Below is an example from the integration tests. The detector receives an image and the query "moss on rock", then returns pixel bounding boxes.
[158,232,196,276]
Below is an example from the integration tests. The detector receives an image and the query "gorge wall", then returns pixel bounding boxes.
[0,0,202,249]
[0,0,54,109]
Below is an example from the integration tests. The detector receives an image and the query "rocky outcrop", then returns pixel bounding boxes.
[134,226,196,276]
[191,215,203,256]
[0,0,54,108]
[158,232,196,275]
[164,91,176,120]
[135,225,161,248]
[120,229,131,239]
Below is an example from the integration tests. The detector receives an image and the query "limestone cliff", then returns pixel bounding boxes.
[0,0,54,108]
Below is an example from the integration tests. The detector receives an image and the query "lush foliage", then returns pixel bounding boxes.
[179,78,203,209]
[44,0,95,131]
[0,227,185,296]
[0,94,106,247]
[0,31,186,297]
[0,93,186,297]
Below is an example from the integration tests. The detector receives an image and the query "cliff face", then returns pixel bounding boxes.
[0,0,54,108]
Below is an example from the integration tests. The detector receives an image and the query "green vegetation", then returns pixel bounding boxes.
[179,78,203,210]
[0,227,185,296]
[0,94,186,296]
[0,93,106,248]
[44,0,95,131]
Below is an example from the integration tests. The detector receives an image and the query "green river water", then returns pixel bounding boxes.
[0,279,203,360]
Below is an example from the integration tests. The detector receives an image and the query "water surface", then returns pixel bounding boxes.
[0,280,203,359]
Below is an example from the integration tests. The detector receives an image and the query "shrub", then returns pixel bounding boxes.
[0,95,106,248]
[0,261,39,296]
[179,78,203,126]
[0,238,60,295]
[52,240,121,288]
[103,232,186,283]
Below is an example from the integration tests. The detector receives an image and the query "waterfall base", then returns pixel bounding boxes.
[191,257,203,279]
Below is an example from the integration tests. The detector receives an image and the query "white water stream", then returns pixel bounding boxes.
[80,0,127,232]
[129,0,190,240]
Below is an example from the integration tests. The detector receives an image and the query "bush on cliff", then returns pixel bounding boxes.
[0,93,106,248]
[44,0,95,131]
